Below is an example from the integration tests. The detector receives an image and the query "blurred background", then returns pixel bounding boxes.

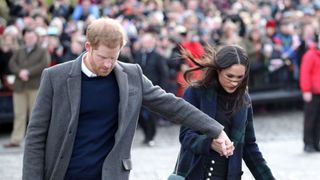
[0,0,320,179]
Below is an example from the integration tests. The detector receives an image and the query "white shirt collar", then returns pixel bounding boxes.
[81,52,97,78]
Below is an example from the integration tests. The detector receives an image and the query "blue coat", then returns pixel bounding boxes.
[176,87,275,180]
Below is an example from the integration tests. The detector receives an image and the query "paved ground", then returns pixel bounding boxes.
[0,109,320,180]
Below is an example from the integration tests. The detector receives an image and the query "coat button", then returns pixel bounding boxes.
[206,178,210,180]
[208,172,212,176]
[210,167,213,171]
[211,160,215,164]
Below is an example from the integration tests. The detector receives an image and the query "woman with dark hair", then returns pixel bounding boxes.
[172,45,275,180]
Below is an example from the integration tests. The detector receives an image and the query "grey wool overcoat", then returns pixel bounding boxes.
[23,53,224,180]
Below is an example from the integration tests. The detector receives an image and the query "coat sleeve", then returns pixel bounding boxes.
[179,87,214,156]
[243,106,275,180]
[139,64,224,138]
[8,50,20,74]
[23,69,53,180]
[299,50,314,92]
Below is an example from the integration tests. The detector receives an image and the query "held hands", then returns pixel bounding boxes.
[211,131,235,158]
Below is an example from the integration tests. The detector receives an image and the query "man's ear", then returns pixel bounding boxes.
[84,41,91,52]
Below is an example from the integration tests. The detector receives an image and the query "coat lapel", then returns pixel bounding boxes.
[230,107,247,146]
[200,89,217,118]
[67,54,82,130]
[53,54,83,177]
[113,63,129,146]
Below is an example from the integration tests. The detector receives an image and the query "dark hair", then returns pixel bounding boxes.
[183,45,250,115]
[22,27,36,37]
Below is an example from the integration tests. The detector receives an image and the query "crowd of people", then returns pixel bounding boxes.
[0,0,319,179]
[0,0,319,92]
[0,0,319,153]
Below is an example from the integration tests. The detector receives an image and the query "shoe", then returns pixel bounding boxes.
[3,142,20,148]
[143,140,155,147]
[304,144,316,153]
[147,140,155,147]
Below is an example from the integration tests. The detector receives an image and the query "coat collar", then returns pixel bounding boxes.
[67,54,83,137]
[113,62,129,146]
[68,52,83,77]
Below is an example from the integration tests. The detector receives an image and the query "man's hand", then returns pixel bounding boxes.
[303,92,312,102]
[211,130,234,158]
[19,69,29,82]
[211,139,234,157]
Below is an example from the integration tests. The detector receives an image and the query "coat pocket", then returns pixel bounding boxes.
[122,158,132,171]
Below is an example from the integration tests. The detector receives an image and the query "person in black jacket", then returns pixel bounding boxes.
[0,33,19,90]
[132,33,169,146]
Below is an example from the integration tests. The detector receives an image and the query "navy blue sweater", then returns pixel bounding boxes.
[65,72,119,180]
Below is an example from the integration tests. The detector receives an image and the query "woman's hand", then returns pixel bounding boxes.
[211,138,234,158]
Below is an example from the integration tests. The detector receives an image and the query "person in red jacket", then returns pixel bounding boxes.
[299,33,320,153]
[176,33,204,97]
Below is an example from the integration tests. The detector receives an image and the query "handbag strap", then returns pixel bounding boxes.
[174,148,182,174]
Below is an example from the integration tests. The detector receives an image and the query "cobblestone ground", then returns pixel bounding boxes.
[1,110,320,180]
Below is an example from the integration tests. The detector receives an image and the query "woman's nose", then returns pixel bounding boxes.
[230,81,239,86]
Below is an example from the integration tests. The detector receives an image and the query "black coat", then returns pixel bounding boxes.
[133,50,169,89]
